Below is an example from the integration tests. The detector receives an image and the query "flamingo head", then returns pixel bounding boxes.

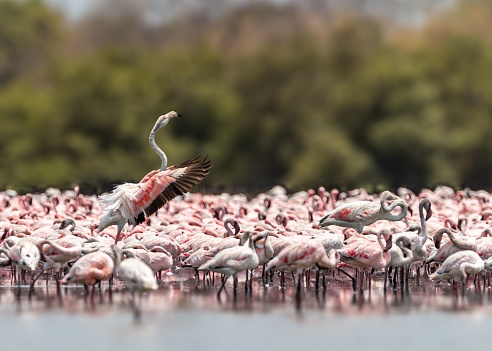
[421,198,432,220]
[154,111,181,130]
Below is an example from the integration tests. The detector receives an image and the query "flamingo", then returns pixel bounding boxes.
[318,191,408,233]
[59,251,114,296]
[265,239,340,295]
[338,229,393,290]
[198,231,259,298]
[429,250,484,284]
[111,244,158,292]
[393,198,432,261]
[182,244,214,280]
[388,236,413,286]
[427,228,477,263]
[392,198,432,282]
[98,111,212,242]
[0,239,42,293]
[147,246,173,278]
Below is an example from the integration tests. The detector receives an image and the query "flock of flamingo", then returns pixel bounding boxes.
[1,111,492,308]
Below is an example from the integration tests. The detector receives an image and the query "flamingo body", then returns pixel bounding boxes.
[429,250,484,282]
[60,252,114,286]
[116,257,158,292]
[318,191,408,232]
[266,240,339,272]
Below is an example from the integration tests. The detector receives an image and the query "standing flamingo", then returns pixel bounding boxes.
[318,191,408,233]
[339,229,393,290]
[0,239,42,294]
[59,251,114,297]
[198,231,259,299]
[392,198,432,282]
[111,244,158,292]
[388,236,413,286]
[265,239,340,296]
[99,111,212,242]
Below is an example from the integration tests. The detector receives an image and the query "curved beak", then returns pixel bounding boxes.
[425,207,433,221]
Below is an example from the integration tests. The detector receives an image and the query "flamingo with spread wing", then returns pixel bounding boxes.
[98,111,212,242]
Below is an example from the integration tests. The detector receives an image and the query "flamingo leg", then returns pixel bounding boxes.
[295,270,303,310]
[244,270,248,293]
[16,267,22,295]
[384,268,388,293]
[217,274,230,299]
[31,269,45,289]
[249,269,253,296]
[337,268,356,291]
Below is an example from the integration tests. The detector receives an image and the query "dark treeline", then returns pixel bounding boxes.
[0,0,492,194]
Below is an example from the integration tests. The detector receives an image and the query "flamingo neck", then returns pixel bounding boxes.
[112,245,122,268]
[224,218,240,237]
[42,240,79,256]
[401,247,413,264]
[419,206,428,247]
[377,231,385,251]
[149,119,169,172]
[446,229,476,250]
[382,200,408,221]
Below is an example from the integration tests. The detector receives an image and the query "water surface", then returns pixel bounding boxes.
[0,268,490,351]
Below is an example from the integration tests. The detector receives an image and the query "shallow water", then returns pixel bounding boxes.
[1,268,491,351]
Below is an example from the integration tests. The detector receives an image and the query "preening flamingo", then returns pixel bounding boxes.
[318,191,408,233]
[392,198,432,263]
[389,236,413,267]
[99,111,212,242]
[388,236,413,286]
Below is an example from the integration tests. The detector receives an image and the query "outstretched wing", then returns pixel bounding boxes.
[132,155,212,224]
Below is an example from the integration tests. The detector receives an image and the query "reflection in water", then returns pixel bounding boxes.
[1,267,492,318]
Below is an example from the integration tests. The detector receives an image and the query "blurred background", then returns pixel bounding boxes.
[0,0,491,195]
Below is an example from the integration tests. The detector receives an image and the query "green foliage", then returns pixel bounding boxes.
[1,0,492,193]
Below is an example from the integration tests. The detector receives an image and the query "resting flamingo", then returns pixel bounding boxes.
[318,191,408,233]
[98,111,212,242]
